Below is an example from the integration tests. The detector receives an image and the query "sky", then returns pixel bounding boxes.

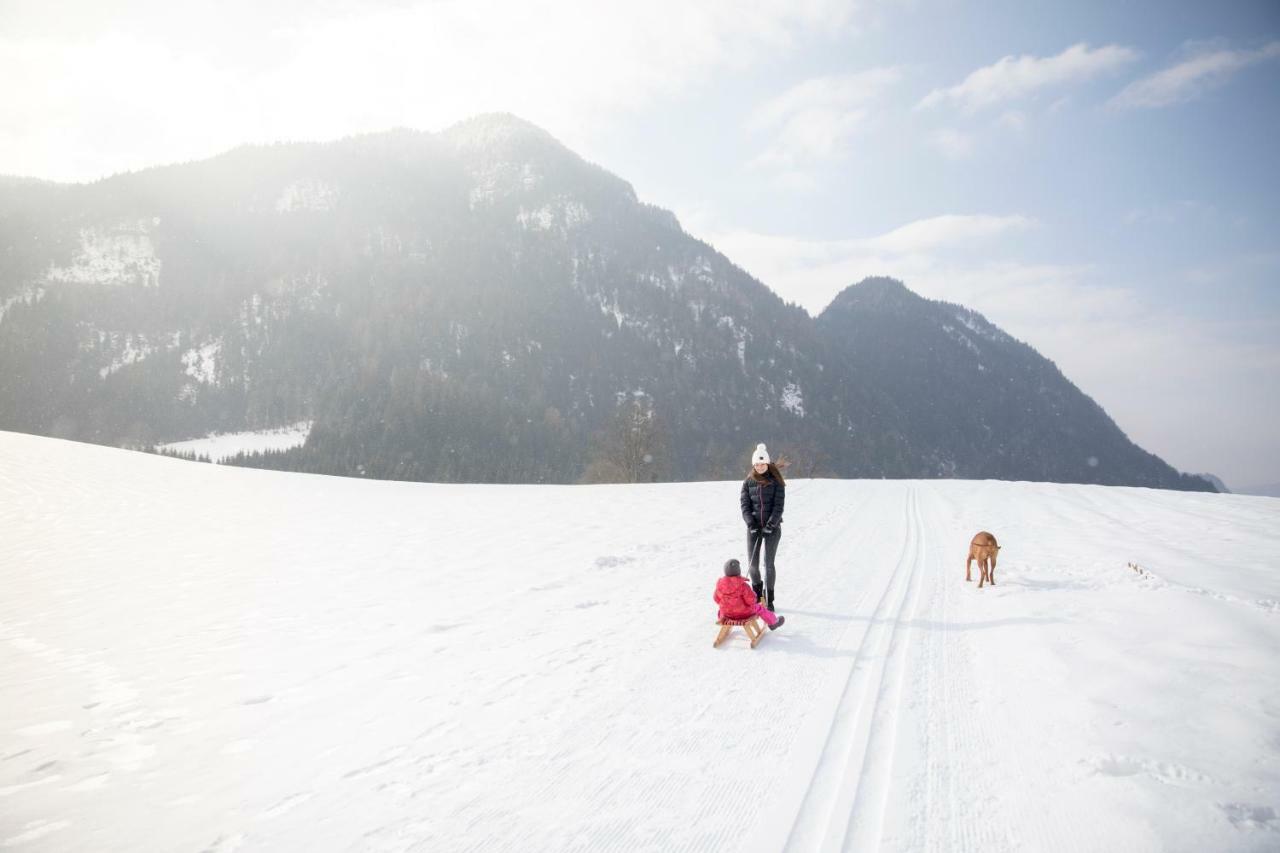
[2,0,1278,489]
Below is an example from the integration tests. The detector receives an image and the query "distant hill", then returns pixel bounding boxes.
[0,114,1215,490]
[818,278,1215,488]
[1195,473,1231,494]
[1236,482,1280,498]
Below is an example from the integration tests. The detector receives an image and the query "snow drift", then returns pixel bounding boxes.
[1,431,1277,851]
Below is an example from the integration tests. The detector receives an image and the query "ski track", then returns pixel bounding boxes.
[906,488,1014,853]
[775,485,917,852]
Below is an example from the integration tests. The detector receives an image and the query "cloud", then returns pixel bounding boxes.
[929,128,974,159]
[1110,40,1280,109]
[0,0,858,181]
[919,42,1139,113]
[861,213,1035,253]
[700,213,1036,314]
[1183,250,1280,284]
[995,110,1029,134]
[747,67,902,179]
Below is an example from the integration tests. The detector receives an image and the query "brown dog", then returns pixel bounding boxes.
[966,532,1000,588]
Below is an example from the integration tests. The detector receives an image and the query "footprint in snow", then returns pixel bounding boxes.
[261,791,313,818]
[1089,754,1213,786]
[200,833,246,853]
[1,820,72,846]
[343,756,399,780]
[1220,802,1278,831]
[64,773,111,792]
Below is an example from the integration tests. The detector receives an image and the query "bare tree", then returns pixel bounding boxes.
[775,443,829,478]
[581,398,671,483]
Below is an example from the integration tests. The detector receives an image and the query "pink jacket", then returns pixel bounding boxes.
[714,575,759,620]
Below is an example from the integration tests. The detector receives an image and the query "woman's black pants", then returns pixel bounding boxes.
[747,526,781,597]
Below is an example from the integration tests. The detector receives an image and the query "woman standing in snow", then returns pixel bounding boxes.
[740,443,785,611]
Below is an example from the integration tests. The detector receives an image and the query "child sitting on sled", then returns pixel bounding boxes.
[715,559,785,630]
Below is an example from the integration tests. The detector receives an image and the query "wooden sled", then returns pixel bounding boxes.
[714,616,767,649]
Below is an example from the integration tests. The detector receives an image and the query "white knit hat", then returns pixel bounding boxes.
[752,443,770,465]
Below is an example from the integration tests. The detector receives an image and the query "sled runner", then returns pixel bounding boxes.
[714,616,766,649]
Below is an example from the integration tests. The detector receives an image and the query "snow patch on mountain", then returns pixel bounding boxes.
[95,331,179,378]
[269,272,330,310]
[0,285,46,325]
[713,315,749,368]
[516,197,590,233]
[155,421,312,462]
[691,256,717,288]
[596,295,631,331]
[240,294,267,329]
[782,382,805,416]
[941,323,981,355]
[275,180,337,213]
[469,161,541,209]
[182,338,222,385]
[954,309,1009,343]
[418,356,449,380]
[663,257,719,295]
[46,221,162,288]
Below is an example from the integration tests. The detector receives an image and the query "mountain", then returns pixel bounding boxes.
[0,114,1214,490]
[817,277,1214,488]
[1196,473,1231,494]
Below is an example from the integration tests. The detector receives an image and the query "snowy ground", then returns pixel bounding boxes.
[2,430,1278,852]
[155,422,312,463]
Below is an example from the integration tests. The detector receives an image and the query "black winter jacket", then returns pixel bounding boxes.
[740,474,785,530]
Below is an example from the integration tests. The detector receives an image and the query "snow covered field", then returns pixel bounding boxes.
[155,422,312,463]
[2,430,1278,852]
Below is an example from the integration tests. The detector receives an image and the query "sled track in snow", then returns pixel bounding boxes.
[779,486,926,853]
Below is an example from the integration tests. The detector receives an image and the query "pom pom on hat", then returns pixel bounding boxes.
[752,443,770,465]
[723,558,741,577]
